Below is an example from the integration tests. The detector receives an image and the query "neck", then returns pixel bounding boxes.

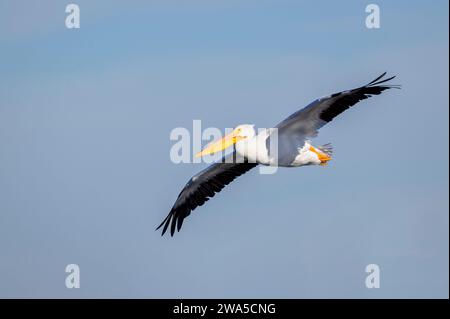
[235,129,271,165]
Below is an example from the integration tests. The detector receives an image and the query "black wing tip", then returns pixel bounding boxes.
[156,208,187,237]
[367,72,401,89]
[367,72,387,85]
[155,209,175,237]
[157,162,258,237]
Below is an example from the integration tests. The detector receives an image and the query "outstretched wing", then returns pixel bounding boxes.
[272,73,399,164]
[157,154,258,236]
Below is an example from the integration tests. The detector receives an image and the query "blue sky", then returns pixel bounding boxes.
[0,0,448,298]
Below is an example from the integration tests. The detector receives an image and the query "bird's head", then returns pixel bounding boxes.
[195,124,255,157]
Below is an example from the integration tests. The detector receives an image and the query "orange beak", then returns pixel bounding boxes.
[195,130,246,158]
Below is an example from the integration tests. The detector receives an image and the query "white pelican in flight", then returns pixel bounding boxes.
[157,73,399,236]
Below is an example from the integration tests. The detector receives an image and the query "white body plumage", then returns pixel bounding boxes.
[234,125,330,167]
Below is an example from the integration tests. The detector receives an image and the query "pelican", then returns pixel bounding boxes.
[157,73,399,236]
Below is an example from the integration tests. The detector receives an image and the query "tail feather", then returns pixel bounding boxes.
[318,143,333,157]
